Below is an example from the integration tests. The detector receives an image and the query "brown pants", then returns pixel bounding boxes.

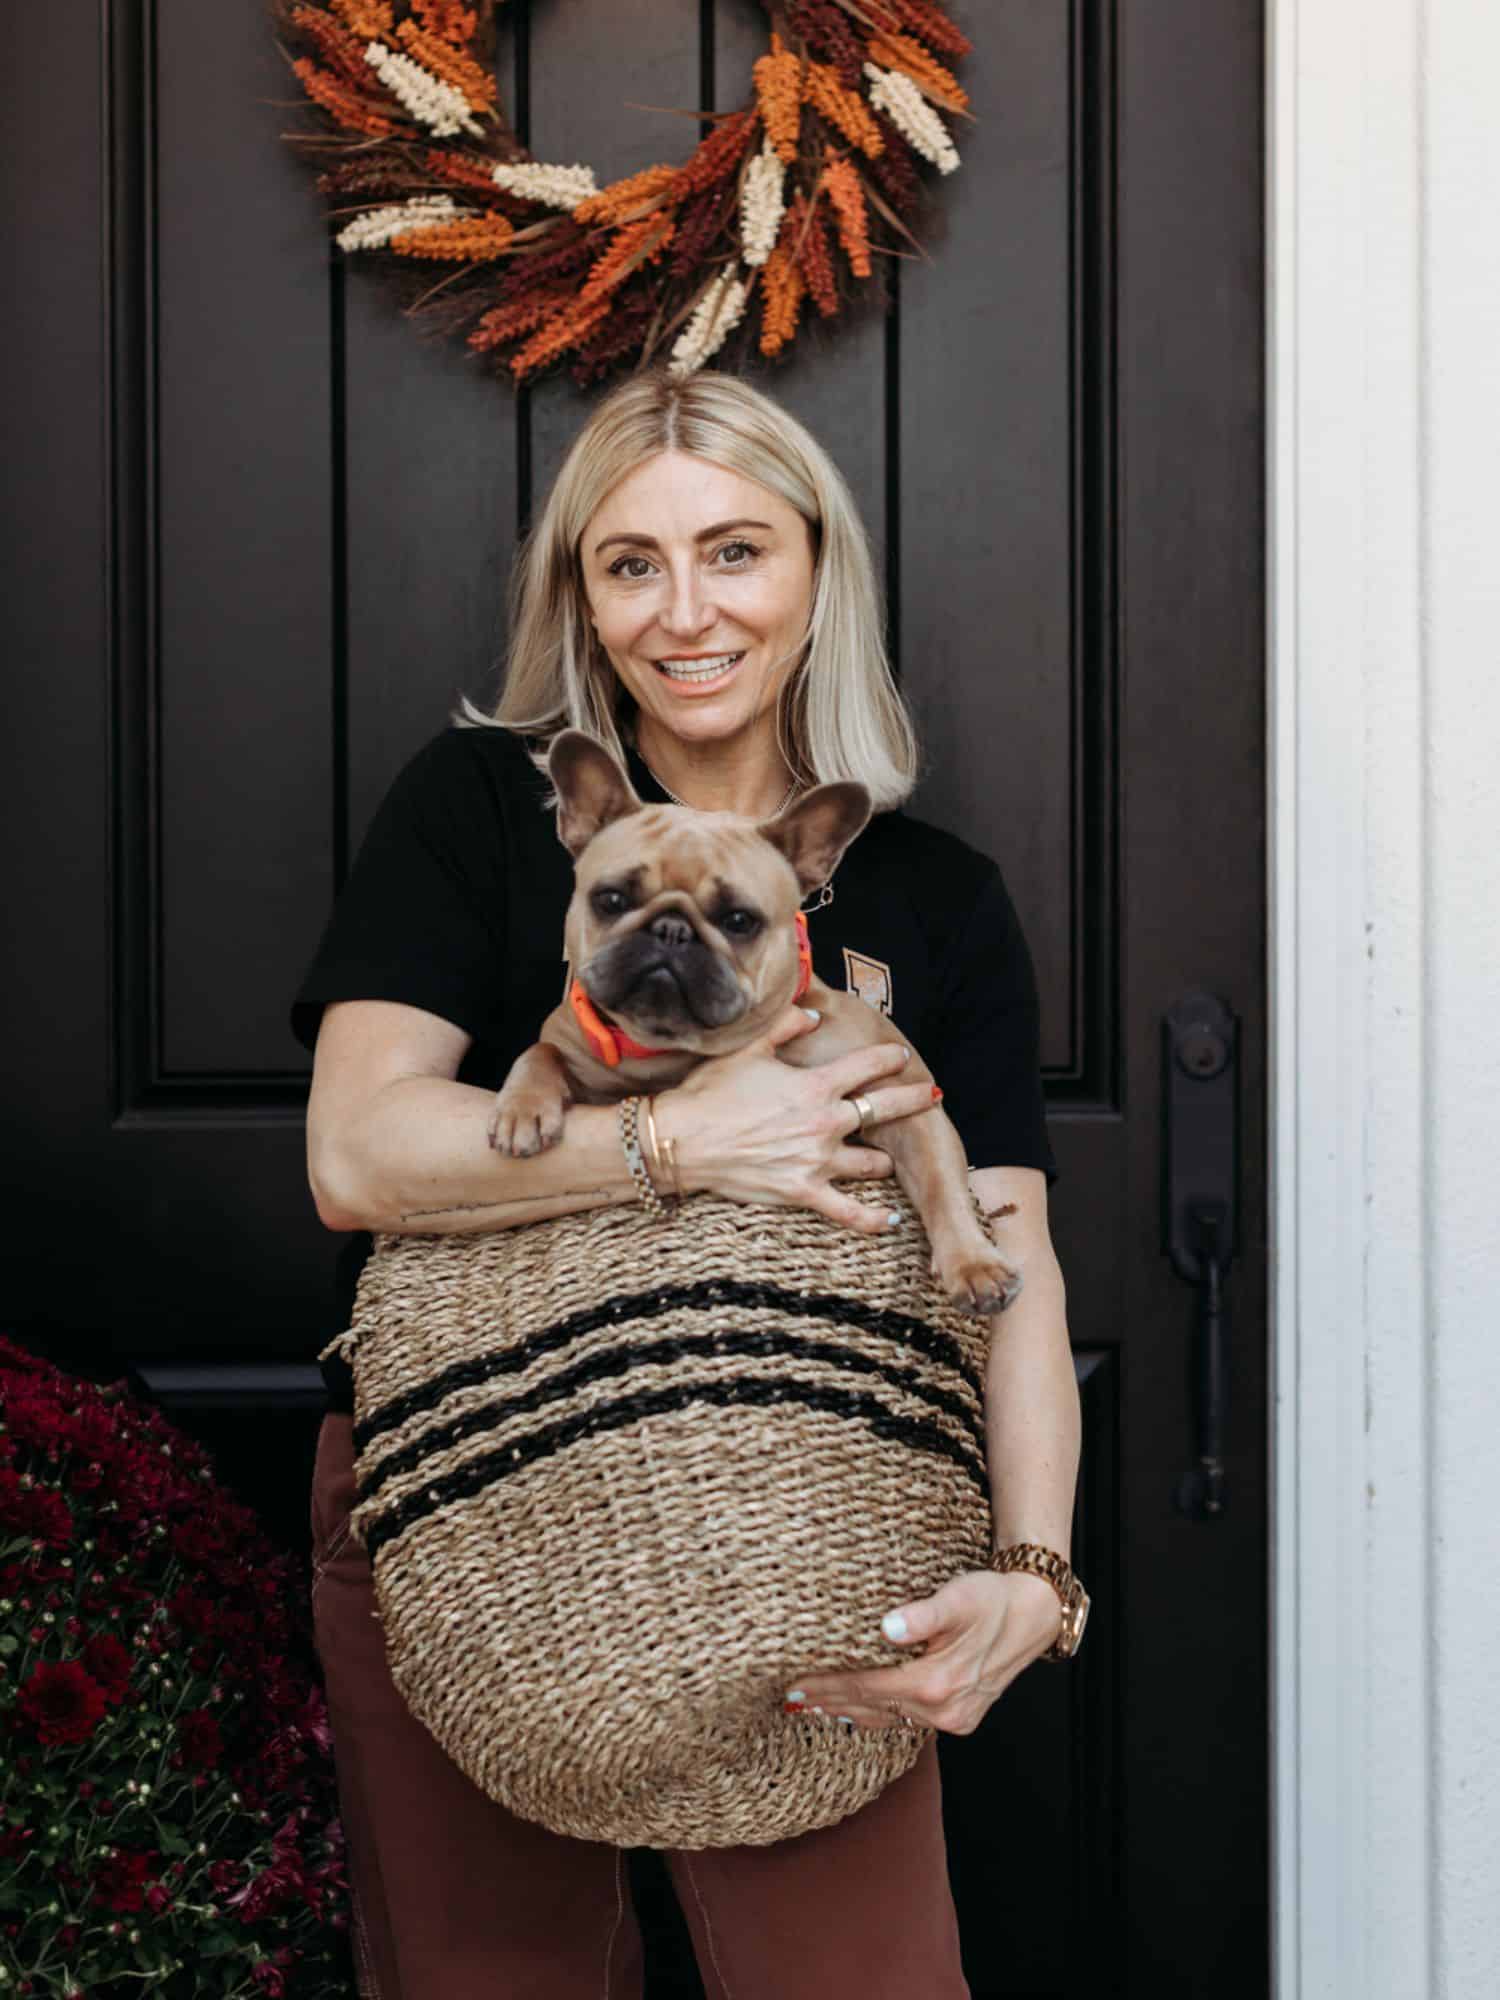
[310,1411,972,1998]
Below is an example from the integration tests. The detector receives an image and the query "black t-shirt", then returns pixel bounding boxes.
[290,724,1058,1410]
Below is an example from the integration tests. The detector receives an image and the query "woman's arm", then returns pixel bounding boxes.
[308,996,939,1238]
[971,1164,1080,1570]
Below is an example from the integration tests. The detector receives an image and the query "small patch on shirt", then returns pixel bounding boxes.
[843,947,894,1017]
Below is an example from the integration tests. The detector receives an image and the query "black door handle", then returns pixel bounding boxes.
[1162,992,1239,1520]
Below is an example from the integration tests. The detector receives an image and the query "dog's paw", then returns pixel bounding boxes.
[935,1242,1024,1318]
[486,1087,568,1156]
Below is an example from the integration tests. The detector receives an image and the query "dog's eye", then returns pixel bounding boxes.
[592,888,630,918]
[719,909,762,938]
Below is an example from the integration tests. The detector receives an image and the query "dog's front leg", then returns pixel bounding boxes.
[487,1041,575,1155]
[871,1109,1024,1317]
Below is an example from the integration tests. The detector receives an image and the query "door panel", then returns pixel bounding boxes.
[4,3,1265,1992]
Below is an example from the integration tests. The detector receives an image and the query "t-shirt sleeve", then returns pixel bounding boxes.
[925,860,1059,1187]
[288,731,507,1056]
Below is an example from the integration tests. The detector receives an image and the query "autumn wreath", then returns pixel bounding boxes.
[274,0,974,388]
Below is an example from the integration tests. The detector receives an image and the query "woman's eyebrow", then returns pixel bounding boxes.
[593,518,775,555]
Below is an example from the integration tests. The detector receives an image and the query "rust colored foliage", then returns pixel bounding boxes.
[783,0,865,89]
[674,107,760,197]
[292,57,399,138]
[785,190,840,320]
[469,288,577,353]
[289,5,371,88]
[883,0,975,61]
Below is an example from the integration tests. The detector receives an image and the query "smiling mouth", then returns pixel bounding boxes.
[653,651,746,684]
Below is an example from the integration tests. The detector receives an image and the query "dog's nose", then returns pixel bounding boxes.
[649,911,696,951]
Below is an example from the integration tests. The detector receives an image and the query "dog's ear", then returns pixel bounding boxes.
[548,730,644,858]
[757,781,872,894]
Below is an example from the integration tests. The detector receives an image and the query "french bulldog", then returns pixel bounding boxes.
[486,729,1023,1317]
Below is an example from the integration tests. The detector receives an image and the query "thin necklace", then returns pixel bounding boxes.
[635,747,798,821]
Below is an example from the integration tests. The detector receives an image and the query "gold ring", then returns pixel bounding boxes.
[847,1093,876,1136]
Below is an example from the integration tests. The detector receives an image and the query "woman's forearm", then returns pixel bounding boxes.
[982,1257,1081,1560]
[319,1076,653,1235]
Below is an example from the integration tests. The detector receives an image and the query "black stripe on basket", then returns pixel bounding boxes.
[352,1319,987,1507]
[350,1276,982,1452]
[356,1372,991,1563]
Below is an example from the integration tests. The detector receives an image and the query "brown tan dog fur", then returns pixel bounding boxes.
[486,730,1022,1316]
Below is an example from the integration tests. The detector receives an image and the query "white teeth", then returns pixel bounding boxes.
[656,651,744,681]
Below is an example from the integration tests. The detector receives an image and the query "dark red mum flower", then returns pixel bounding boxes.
[90,1845,155,1912]
[80,1631,132,1703]
[15,1660,107,1746]
[176,1707,223,1769]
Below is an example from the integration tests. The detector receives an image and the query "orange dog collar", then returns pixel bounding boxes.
[569,909,814,1069]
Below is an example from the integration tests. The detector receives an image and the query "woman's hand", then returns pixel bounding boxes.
[653,1004,937,1236]
[780,1569,1065,1735]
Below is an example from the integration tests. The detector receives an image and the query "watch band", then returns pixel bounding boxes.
[988,1540,1090,1661]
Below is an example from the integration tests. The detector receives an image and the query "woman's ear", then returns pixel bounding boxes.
[548,730,643,856]
[757,782,872,893]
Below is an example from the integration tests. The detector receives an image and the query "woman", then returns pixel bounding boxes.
[293,365,1081,1999]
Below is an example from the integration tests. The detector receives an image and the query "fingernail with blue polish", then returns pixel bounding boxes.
[882,1611,909,1642]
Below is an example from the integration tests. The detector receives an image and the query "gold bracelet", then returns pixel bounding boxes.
[618,1096,667,1217]
[643,1094,676,1205]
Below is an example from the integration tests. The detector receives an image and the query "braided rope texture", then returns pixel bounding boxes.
[323,1179,997,1847]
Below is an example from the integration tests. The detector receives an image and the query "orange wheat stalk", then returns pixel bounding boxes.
[329,0,394,39]
[758,240,807,356]
[753,32,803,165]
[394,20,498,111]
[292,57,399,137]
[510,297,613,382]
[802,61,886,159]
[865,30,971,114]
[819,153,872,278]
[573,164,681,226]
[412,0,478,44]
[577,214,677,308]
[388,212,516,259]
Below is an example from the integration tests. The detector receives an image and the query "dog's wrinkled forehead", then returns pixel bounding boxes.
[581,808,800,914]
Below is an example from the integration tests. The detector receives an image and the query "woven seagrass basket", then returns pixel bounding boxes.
[320,1178,998,1849]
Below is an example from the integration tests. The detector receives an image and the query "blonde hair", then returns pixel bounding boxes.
[450,366,921,811]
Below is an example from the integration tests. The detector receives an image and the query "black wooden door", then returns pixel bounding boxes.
[5,4,1265,1994]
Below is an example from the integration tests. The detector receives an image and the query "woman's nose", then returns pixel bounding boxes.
[658,563,717,636]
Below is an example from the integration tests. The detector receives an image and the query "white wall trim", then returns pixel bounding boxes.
[1269,3,1500,1994]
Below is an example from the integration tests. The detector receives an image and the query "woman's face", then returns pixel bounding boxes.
[579,449,816,756]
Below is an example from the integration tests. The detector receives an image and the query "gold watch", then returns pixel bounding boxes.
[988,1541,1090,1661]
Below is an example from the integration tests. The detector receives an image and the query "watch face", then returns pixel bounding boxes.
[1065,1592,1090,1654]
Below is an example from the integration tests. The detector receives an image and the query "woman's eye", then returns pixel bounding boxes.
[605,541,761,579]
[720,910,762,937]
